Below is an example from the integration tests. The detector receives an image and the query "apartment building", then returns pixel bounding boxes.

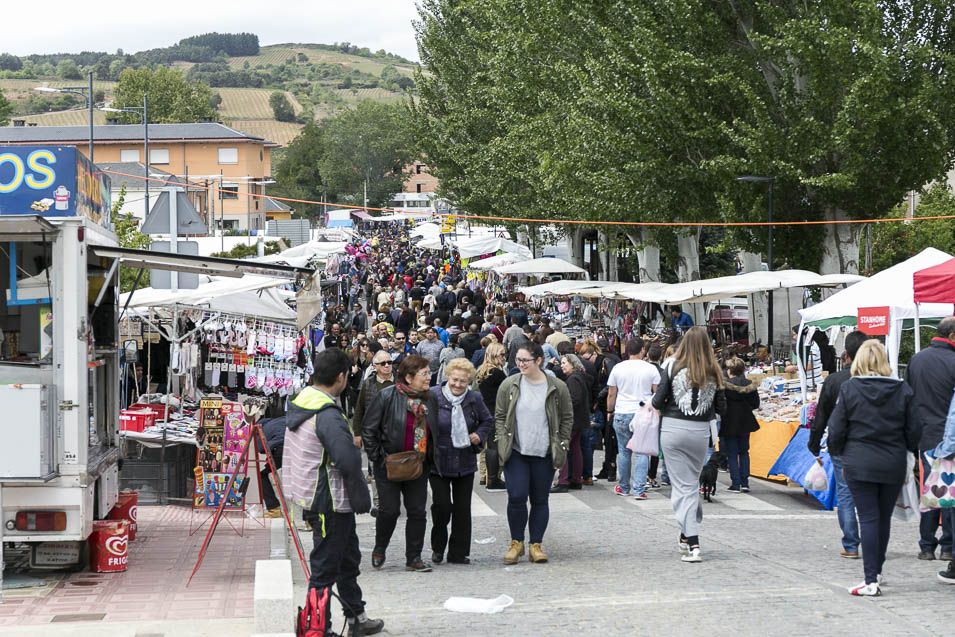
[0,122,277,231]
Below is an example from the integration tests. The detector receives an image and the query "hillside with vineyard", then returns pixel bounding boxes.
[0,37,416,146]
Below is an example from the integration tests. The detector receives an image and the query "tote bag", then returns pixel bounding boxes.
[625,403,659,457]
[919,454,955,512]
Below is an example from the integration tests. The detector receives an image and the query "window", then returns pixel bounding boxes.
[120,149,139,162]
[416,164,422,174]
[218,148,238,164]
[416,183,423,193]
[149,149,169,165]
[220,183,239,199]
[222,220,238,230]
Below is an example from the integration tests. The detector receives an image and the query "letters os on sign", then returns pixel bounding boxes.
[0,145,110,222]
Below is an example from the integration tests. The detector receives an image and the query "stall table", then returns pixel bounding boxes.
[749,418,801,481]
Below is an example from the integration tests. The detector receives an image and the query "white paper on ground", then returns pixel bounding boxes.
[443,594,514,614]
[474,536,496,544]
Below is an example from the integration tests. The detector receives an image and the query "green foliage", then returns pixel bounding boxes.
[111,187,152,292]
[0,88,12,126]
[56,59,81,80]
[210,241,281,258]
[178,32,259,56]
[870,184,955,274]
[318,101,415,207]
[272,122,327,218]
[114,67,218,124]
[269,91,296,122]
[413,1,955,273]
[0,53,22,71]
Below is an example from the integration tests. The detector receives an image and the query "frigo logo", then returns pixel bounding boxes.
[104,534,128,557]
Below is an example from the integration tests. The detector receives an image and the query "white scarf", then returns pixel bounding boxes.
[442,384,470,448]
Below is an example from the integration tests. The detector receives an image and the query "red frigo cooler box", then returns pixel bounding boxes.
[108,490,139,541]
[88,520,129,573]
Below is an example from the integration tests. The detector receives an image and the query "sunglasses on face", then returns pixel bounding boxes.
[375,361,393,367]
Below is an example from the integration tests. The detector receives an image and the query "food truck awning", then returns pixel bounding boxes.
[0,215,57,241]
[90,245,314,280]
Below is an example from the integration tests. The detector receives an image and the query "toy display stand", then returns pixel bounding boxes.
[188,402,311,584]
[189,397,257,537]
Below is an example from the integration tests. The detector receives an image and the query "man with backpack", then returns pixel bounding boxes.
[285,349,384,636]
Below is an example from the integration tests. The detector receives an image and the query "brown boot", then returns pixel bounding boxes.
[529,543,549,563]
[503,540,525,565]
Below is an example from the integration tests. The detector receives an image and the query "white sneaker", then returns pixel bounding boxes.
[678,541,689,555]
[681,547,702,563]
[848,581,881,596]
[877,573,886,586]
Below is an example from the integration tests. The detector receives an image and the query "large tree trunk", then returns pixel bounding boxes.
[676,229,704,324]
[626,229,660,283]
[568,227,585,269]
[740,251,768,347]
[819,207,861,274]
[599,230,619,281]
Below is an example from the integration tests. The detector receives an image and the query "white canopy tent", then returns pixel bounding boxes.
[416,234,533,259]
[468,252,530,271]
[121,275,297,321]
[410,222,441,238]
[656,269,864,305]
[493,257,588,277]
[798,247,954,376]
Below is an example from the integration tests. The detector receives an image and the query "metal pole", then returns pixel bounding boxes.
[144,93,150,216]
[219,171,224,252]
[767,180,774,356]
[88,71,94,166]
[168,187,179,292]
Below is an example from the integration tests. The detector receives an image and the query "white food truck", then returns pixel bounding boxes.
[0,145,315,582]
[0,146,121,573]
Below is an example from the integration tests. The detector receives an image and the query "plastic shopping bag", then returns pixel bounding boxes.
[443,594,514,614]
[893,454,919,522]
[804,461,829,492]
[625,403,659,457]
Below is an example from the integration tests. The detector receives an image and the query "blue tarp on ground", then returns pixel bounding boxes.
[768,427,837,510]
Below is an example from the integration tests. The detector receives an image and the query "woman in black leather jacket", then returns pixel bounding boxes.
[362,355,433,573]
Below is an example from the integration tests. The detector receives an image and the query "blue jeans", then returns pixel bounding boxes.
[720,434,751,489]
[830,454,860,552]
[504,450,553,544]
[581,412,604,479]
[613,413,650,495]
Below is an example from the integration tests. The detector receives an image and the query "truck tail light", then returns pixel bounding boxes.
[14,511,67,532]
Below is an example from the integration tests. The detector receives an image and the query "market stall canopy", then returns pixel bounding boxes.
[365,212,435,222]
[458,236,531,259]
[120,275,296,320]
[90,246,313,280]
[520,279,609,297]
[469,252,530,271]
[658,269,865,305]
[410,222,441,238]
[493,257,588,277]
[800,248,954,327]
[250,240,347,267]
[913,258,955,304]
[351,210,374,221]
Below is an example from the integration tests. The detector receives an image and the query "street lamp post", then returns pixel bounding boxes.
[737,175,776,355]
[101,94,150,215]
[34,71,95,165]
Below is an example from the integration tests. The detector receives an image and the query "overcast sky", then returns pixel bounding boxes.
[2,0,422,61]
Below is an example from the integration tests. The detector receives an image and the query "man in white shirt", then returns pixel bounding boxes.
[606,337,660,499]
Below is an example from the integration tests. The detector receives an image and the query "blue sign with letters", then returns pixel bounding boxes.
[0,145,110,223]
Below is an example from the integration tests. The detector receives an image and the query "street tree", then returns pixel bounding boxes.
[317,101,416,207]
[113,67,218,124]
[414,1,955,275]
[272,122,327,218]
[0,88,12,126]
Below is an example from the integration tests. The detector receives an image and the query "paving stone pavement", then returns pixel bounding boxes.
[290,458,955,637]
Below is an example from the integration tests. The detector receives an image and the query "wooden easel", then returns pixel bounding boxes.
[188,412,311,584]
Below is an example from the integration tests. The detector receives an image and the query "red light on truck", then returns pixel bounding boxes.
[14,511,67,532]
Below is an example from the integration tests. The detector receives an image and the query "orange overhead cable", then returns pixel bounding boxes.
[97,168,953,228]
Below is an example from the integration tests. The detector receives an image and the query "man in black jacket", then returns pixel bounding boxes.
[808,330,868,559]
[907,316,955,562]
